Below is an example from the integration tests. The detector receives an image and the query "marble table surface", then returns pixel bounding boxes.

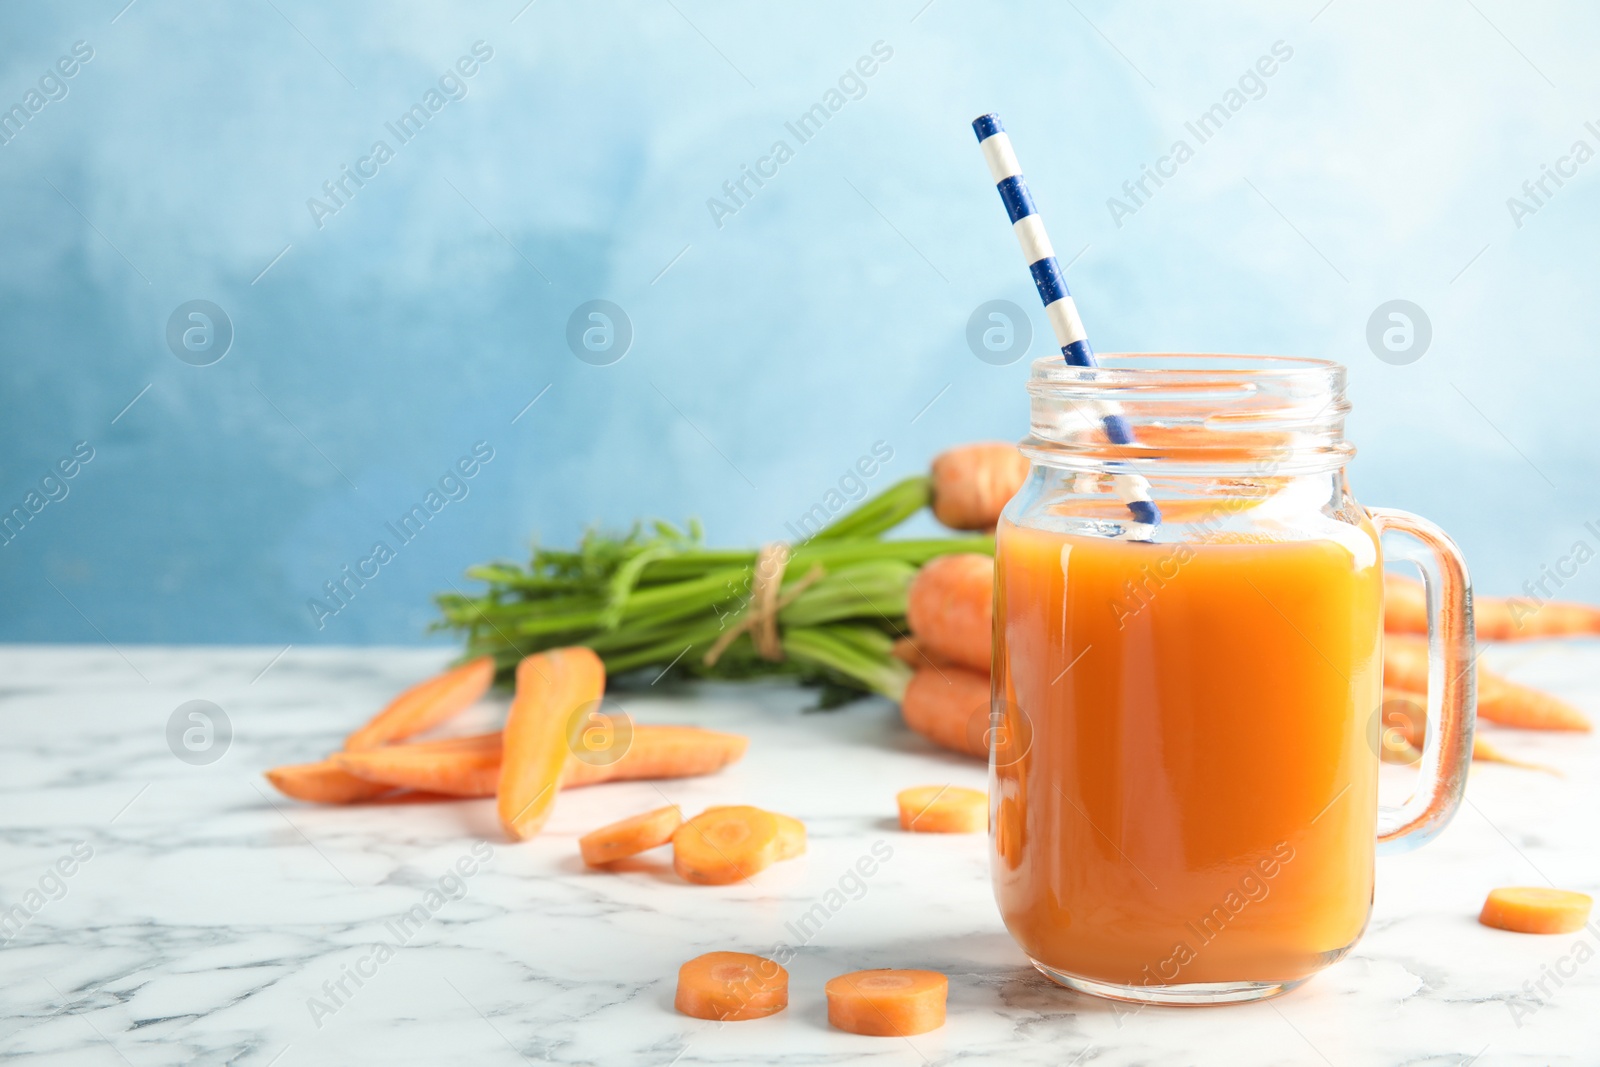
[1,643,1597,1066]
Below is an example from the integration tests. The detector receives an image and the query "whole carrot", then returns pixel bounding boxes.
[929,442,1029,531]
[899,666,989,758]
[498,647,606,840]
[344,656,494,751]
[906,554,994,673]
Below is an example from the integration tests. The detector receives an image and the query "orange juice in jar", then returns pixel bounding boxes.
[990,355,1475,1004]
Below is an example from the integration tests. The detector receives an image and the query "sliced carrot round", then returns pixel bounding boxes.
[705,806,806,861]
[1479,887,1593,934]
[675,951,788,1020]
[579,805,682,867]
[672,806,780,885]
[896,785,986,833]
[825,969,947,1036]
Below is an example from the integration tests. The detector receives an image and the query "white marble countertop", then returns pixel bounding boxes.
[1,644,1597,1066]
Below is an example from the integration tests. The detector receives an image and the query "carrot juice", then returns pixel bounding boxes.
[992,518,1383,991]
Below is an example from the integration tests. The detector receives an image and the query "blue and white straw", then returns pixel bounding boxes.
[972,112,1159,527]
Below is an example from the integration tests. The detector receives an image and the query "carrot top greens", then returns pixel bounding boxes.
[433,476,993,704]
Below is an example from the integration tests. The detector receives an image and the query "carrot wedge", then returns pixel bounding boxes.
[1384,635,1591,731]
[344,656,495,751]
[1479,887,1593,934]
[675,952,788,1021]
[897,785,986,833]
[825,969,947,1036]
[335,736,503,798]
[561,725,748,788]
[1479,673,1592,732]
[498,647,606,841]
[264,759,396,804]
[580,805,682,867]
[672,806,781,885]
[326,726,745,799]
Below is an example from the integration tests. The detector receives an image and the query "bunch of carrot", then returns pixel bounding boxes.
[265,648,751,841]
[431,443,1029,707]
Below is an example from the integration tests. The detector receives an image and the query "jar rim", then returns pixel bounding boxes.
[1029,352,1343,384]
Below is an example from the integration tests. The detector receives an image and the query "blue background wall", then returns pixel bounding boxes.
[3,0,1597,644]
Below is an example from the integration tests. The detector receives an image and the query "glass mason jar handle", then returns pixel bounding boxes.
[1369,507,1477,854]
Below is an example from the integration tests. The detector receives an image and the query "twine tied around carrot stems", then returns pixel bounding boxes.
[703,543,825,665]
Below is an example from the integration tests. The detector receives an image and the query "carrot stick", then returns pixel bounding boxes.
[896,785,986,833]
[906,554,994,673]
[335,736,503,797]
[672,806,781,885]
[1383,573,1428,635]
[344,656,495,751]
[675,952,788,1021]
[561,725,748,788]
[899,666,989,759]
[1384,635,1591,731]
[1385,575,1600,641]
[264,759,397,804]
[1479,671,1592,732]
[328,725,747,798]
[825,969,947,1036]
[580,805,682,867]
[498,647,606,841]
[1384,686,1560,773]
[1479,887,1593,934]
[929,442,1029,531]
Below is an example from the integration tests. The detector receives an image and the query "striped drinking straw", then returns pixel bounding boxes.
[971,113,1160,527]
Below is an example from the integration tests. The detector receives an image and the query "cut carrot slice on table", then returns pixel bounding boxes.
[825,969,947,1036]
[562,725,748,788]
[335,733,503,798]
[299,725,748,801]
[498,647,606,841]
[897,785,986,833]
[675,952,788,1020]
[672,806,781,885]
[706,806,806,860]
[580,805,683,867]
[264,759,396,804]
[1479,887,1593,934]
[344,656,494,751]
